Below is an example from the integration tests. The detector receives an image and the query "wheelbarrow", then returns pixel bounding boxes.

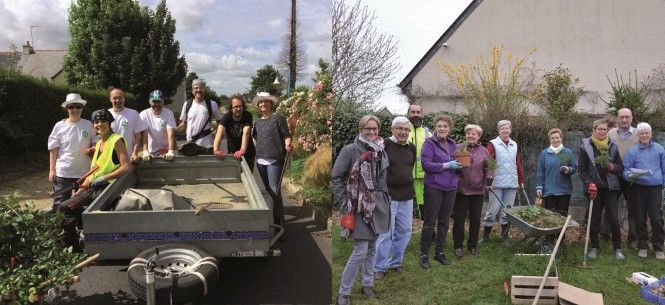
[489,188,578,252]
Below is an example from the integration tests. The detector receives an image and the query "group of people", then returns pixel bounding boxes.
[333,105,665,304]
[48,79,293,251]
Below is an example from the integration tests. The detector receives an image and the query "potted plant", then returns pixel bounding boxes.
[455,142,471,167]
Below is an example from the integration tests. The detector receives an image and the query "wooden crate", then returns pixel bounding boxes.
[511,275,559,305]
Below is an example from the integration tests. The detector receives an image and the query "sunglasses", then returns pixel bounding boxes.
[67,104,83,109]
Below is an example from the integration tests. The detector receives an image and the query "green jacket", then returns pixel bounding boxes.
[408,125,432,179]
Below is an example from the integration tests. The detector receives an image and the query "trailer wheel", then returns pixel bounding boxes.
[127,244,218,304]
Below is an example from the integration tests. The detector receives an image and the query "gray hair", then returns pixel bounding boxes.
[192,79,206,87]
[464,124,483,136]
[358,114,380,130]
[636,122,652,133]
[391,116,411,128]
[497,120,512,129]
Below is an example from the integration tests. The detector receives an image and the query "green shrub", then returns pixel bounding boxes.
[0,70,138,158]
[605,69,649,122]
[536,64,584,130]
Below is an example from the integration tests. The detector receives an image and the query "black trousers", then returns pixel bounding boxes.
[631,184,664,251]
[590,189,621,249]
[619,179,637,243]
[420,187,456,255]
[452,194,483,249]
[543,194,570,216]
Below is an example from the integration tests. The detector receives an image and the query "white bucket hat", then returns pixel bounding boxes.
[62,93,87,108]
[251,92,277,108]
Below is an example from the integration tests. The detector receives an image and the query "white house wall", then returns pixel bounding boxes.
[410,0,665,114]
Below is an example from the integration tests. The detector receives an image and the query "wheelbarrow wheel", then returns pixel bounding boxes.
[127,244,218,305]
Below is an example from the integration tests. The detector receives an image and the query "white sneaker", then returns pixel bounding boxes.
[587,248,598,259]
[615,249,625,260]
[656,251,665,260]
[638,249,648,258]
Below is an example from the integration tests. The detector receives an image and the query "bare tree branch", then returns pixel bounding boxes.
[278,0,307,92]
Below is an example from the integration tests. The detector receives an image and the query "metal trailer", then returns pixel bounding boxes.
[81,156,283,260]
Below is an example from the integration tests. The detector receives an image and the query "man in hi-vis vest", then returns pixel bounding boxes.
[407,104,432,219]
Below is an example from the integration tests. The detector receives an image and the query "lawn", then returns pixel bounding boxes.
[332,223,665,305]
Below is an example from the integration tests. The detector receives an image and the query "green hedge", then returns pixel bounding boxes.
[0,70,139,157]
[332,107,469,160]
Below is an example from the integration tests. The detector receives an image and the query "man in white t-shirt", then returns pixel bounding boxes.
[176,79,221,152]
[108,88,148,162]
[139,90,176,161]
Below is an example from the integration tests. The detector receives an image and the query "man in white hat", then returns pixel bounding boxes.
[108,88,148,162]
[176,79,221,153]
[47,93,95,209]
[139,90,176,161]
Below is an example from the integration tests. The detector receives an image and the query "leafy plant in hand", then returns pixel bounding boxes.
[594,151,610,169]
[0,194,86,303]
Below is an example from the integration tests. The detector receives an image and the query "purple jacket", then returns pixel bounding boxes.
[456,143,491,195]
[421,136,459,191]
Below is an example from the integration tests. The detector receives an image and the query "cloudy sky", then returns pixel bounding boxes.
[360,0,472,114]
[0,0,331,95]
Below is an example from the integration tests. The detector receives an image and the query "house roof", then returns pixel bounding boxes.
[397,0,483,92]
[19,50,67,80]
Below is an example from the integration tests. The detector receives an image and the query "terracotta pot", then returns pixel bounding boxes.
[456,154,471,167]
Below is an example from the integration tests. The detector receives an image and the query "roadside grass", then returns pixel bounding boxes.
[332,226,665,305]
[285,156,331,207]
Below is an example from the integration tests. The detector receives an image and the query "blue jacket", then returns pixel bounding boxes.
[536,147,577,196]
[622,141,665,187]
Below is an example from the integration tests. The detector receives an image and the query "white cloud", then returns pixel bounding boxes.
[235,46,277,60]
[165,0,215,33]
[0,0,69,49]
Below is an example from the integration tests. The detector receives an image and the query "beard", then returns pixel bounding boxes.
[409,116,422,127]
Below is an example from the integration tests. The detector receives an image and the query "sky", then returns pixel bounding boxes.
[0,0,331,95]
[359,0,473,114]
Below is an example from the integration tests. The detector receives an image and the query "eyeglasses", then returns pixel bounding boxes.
[231,105,243,109]
[363,127,379,132]
[67,105,83,109]
[393,127,410,132]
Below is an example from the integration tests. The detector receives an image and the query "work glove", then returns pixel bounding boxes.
[214,150,225,158]
[587,183,598,200]
[90,176,107,188]
[443,160,462,170]
[233,149,245,160]
[163,149,175,161]
[139,150,151,162]
[536,189,543,198]
[627,174,637,183]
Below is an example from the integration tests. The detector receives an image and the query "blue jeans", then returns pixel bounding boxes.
[483,187,517,226]
[257,162,285,226]
[339,239,376,296]
[374,199,413,272]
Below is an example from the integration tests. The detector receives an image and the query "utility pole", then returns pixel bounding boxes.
[289,0,296,93]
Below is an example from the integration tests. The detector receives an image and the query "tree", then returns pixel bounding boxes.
[278,0,307,94]
[248,65,285,97]
[64,0,186,102]
[1,44,21,72]
[332,0,399,108]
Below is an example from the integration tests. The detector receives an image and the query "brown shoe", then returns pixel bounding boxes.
[454,248,463,258]
[373,271,385,280]
[361,286,378,300]
[390,265,407,273]
[336,294,351,305]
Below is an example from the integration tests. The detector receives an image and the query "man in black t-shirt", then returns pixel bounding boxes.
[213,95,256,171]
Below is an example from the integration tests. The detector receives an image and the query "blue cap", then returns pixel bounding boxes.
[149,90,163,101]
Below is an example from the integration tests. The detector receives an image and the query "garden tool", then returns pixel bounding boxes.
[579,199,594,269]
[520,186,532,206]
[532,215,572,305]
[278,151,292,190]
[50,165,100,198]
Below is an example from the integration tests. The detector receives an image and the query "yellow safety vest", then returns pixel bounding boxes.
[91,133,125,179]
[408,125,432,179]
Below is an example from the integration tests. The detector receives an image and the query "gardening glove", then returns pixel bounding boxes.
[89,176,107,188]
[627,174,637,183]
[139,150,151,162]
[587,183,598,200]
[233,149,246,160]
[443,160,462,170]
[163,149,175,161]
[536,189,543,198]
[214,150,225,158]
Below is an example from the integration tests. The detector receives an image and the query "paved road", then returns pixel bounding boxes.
[56,157,332,305]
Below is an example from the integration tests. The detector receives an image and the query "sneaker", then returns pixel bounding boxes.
[419,255,431,269]
[361,286,377,300]
[390,266,407,273]
[638,249,648,258]
[615,249,625,260]
[336,294,350,305]
[587,248,598,259]
[469,248,479,256]
[656,251,665,260]
[373,271,385,280]
[434,252,451,265]
[454,248,463,258]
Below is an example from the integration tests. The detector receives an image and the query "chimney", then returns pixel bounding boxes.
[22,41,35,55]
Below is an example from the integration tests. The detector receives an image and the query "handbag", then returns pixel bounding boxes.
[340,212,355,239]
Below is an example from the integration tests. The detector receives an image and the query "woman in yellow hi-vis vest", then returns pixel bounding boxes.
[59,108,132,251]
